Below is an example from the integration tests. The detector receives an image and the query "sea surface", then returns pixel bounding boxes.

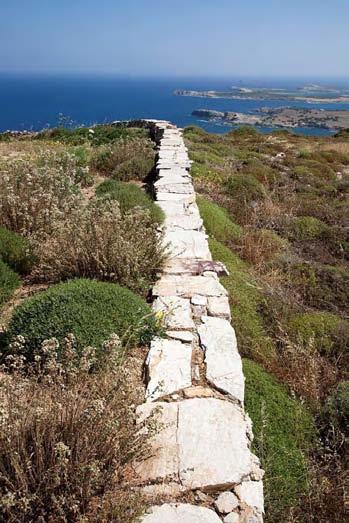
[1,74,349,135]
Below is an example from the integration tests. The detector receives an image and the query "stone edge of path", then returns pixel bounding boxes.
[112,120,264,523]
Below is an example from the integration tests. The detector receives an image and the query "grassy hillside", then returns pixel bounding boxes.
[185,125,349,522]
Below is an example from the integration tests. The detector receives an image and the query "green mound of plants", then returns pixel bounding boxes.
[36,125,148,146]
[287,262,349,313]
[112,156,154,181]
[197,196,242,244]
[225,173,266,203]
[287,216,329,242]
[5,279,158,360]
[0,259,20,307]
[0,226,34,274]
[243,358,315,521]
[96,180,164,224]
[286,311,349,356]
[209,238,274,362]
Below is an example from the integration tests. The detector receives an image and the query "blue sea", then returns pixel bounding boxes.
[1,74,349,135]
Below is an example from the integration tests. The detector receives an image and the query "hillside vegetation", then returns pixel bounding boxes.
[185,125,349,523]
[0,125,164,522]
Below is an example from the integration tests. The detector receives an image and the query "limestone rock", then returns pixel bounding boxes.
[145,338,192,400]
[166,330,194,343]
[207,296,231,320]
[223,513,239,523]
[215,491,239,514]
[153,296,195,330]
[198,316,244,403]
[153,275,228,299]
[178,398,256,490]
[135,402,178,483]
[164,230,212,259]
[235,481,264,513]
[141,503,222,523]
[191,294,207,306]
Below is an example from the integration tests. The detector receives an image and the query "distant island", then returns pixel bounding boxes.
[192,107,349,130]
[175,84,349,103]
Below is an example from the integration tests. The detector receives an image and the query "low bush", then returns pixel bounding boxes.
[31,199,165,293]
[0,153,81,237]
[96,180,164,224]
[197,196,242,244]
[286,262,349,313]
[286,311,349,356]
[0,227,34,274]
[210,239,275,362]
[226,173,266,203]
[0,260,20,308]
[0,345,146,522]
[240,228,288,266]
[244,358,315,522]
[286,216,330,242]
[36,124,149,146]
[5,279,158,361]
[112,156,154,181]
[92,139,155,177]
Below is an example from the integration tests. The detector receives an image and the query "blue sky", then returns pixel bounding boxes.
[0,0,348,77]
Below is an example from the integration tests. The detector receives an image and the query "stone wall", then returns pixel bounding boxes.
[114,120,264,523]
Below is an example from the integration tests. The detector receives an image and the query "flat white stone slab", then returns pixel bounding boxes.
[198,316,244,403]
[178,398,255,489]
[153,275,228,298]
[136,399,256,490]
[158,168,190,178]
[164,230,212,260]
[146,338,192,401]
[166,330,194,343]
[142,504,222,523]
[235,480,264,513]
[164,215,203,231]
[153,296,195,330]
[155,175,192,186]
[207,296,231,319]
[156,192,195,203]
[135,401,178,483]
[156,183,194,195]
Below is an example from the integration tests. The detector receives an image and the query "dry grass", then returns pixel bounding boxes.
[31,199,165,294]
[0,336,148,523]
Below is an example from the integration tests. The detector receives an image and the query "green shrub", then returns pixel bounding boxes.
[210,239,274,362]
[286,312,349,356]
[323,381,349,435]
[0,227,34,274]
[36,125,148,146]
[0,259,20,307]
[244,358,315,522]
[112,157,154,181]
[5,279,158,361]
[197,196,242,244]
[92,140,154,177]
[287,216,329,241]
[31,199,165,294]
[225,173,266,203]
[96,180,164,224]
[287,262,349,313]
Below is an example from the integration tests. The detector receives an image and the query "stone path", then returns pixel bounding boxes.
[114,120,264,523]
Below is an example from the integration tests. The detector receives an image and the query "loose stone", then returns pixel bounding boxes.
[215,491,239,514]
